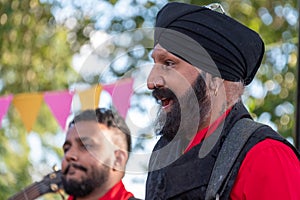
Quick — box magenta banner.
[44,91,74,130]
[0,95,13,128]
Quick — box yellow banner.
[77,84,102,110]
[12,93,44,132]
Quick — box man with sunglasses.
[61,108,137,200]
[145,2,300,200]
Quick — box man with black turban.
[145,2,300,200]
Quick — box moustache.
[152,87,177,102]
[63,163,87,175]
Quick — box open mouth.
[153,88,176,111]
[160,97,173,109]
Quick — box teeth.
[161,98,170,107]
[160,101,164,106]
[158,98,166,106]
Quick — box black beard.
[153,74,211,141]
[62,164,109,197]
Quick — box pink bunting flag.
[0,94,13,128]
[103,78,134,118]
[44,90,74,130]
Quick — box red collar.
[184,108,231,153]
[68,181,133,200]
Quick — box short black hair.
[69,108,132,152]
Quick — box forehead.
[151,44,204,75]
[66,121,110,141]
[151,44,168,58]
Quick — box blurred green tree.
[0,0,79,199]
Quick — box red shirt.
[230,139,300,200]
[67,181,134,200]
[184,108,231,153]
[185,111,300,199]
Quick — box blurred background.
[0,0,298,199]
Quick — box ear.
[207,74,224,94]
[112,149,128,172]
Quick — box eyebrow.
[63,137,94,147]
[76,137,94,144]
[151,50,168,63]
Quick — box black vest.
[145,102,299,200]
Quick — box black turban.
[154,2,265,85]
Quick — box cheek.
[183,66,200,84]
[168,70,199,97]
[97,157,114,169]
[81,154,112,171]
[86,149,113,166]
[61,157,68,170]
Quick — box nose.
[147,64,165,90]
[65,149,78,162]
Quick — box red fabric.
[230,139,300,200]
[184,109,300,199]
[184,108,231,153]
[67,181,133,200]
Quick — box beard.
[153,74,211,141]
[62,163,110,197]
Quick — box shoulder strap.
[205,118,265,200]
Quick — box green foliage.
[0,0,79,198]
[227,0,298,140]
[0,0,78,93]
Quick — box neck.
[198,96,237,132]
[76,180,119,200]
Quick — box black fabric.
[205,118,266,200]
[145,102,299,200]
[128,197,142,200]
[154,2,265,85]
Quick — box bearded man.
[61,108,137,200]
[145,2,300,200]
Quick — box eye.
[82,143,93,150]
[63,145,70,153]
[164,60,175,67]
